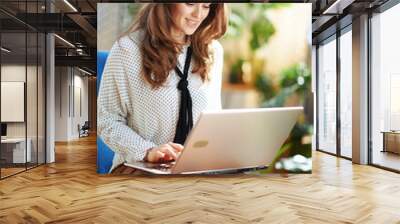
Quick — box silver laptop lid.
[171,107,303,174]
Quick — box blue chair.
[97,51,115,174]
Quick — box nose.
[192,5,202,19]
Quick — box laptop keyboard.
[141,162,175,171]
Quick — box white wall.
[71,73,89,138]
[54,67,89,141]
[1,65,25,133]
[55,66,69,141]
[1,65,36,138]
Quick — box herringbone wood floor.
[1,135,400,224]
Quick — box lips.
[186,19,200,27]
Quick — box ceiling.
[0,0,393,75]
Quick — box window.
[370,3,400,171]
[317,36,337,154]
[339,28,352,158]
[0,1,47,179]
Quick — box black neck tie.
[173,46,193,145]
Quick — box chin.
[184,28,197,36]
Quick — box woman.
[98,3,228,174]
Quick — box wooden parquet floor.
[1,135,400,224]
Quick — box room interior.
[0,0,399,222]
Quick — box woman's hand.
[145,142,184,163]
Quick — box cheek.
[173,7,187,25]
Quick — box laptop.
[124,107,303,174]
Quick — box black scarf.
[173,46,193,145]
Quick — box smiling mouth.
[186,19,200,26]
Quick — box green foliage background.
[225,3,312,173]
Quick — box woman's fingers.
[146,143,184,163]
[146,149,164,163]
[159,145,177,160]
[168,142,184,152]
[155,150,165,161]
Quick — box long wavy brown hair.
[121,3,228,89]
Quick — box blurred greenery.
[257,63,313,173]
[260,63,311,107]
[226,9,245,38]
[248,3,290,10]
[226,3,283,84]
[226,3,288,42]
[254,74,275,101]
[128,4,141,17]
[261,85,297,108]
[279,63,311,96]
[225,3,313,174]
[229,58,245,83]
[250,19,275,51]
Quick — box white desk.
[1,138,31,163]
